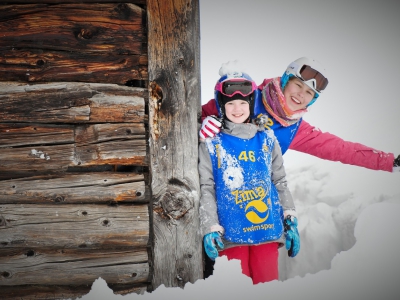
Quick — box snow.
[80,1,400,300]
[218,60,247,77]
[82,197,400,300]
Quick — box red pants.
[219,242,279,284]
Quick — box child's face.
[224,99,250,123]
[283,77,315,111]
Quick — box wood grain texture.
[0,3,147,84]
[2,1,146,4]
[0,248,149,286]
[0,172,147,204]
[0,204,149,249]
[0,82,146,123]
[147,0,203,289]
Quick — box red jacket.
[202,91,394,172]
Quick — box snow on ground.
[81,165,400,300]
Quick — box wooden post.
[147,0,202,289]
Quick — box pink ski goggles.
[215,79,257,98]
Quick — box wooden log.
[0,122,145,148]
[0,144,75,173]
[0,123,74,148]
[0,248,149,286]
[1,285,94,300]
[147,0,202,289]
[0,173,148,204]
[0,204,149,250]
[1,283,148,300]
[0,82,146,123]
[2,1,147,5]
[0,3,148,84]
[0,140,147,175]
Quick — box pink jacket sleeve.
[289,120,394,172]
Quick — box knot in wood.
[0,216,6,227]
[160,185,193,220]
[78,27,97,40]
[53,195,65,203]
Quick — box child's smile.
[224,100,250,123]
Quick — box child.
[198,65,299,284]
[200,57,400,172]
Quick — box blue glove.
[284,215,300,257]
[203,231,224,260]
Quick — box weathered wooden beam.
[2,1,146,4]
[0,122,146,148]
[0,172,147,204]
[0,140,147,176]
[1,283,148,300]
[0,204,149,250]
[0,82,146,123]
[147,0,202,290]
[0,3,147,84]
[0,123,74,148]
[1,285,93,300]
[0,248,149,286]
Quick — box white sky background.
[81,1,400,299]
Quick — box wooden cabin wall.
[0,2,151,299]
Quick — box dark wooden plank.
[76,139,148,166]
[0,144,75,173]
[147,0,202,289]
[1,283,148,300]
[0,173,147,204]
[0,122,146,148]
[0,248,149,286]
[76,123,146,144]
[2,1,146,4]
[0,3,147,84]
[0,204,149,250]
[0,82,146,123]
[1,285,93,300]
[0,123,74,148]
[0,142,147,176]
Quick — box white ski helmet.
[281,57,329,107]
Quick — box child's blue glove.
[284,215,300,257]
[203,231,224,260]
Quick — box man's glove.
[199,116,222,139]
[203,231,224,260]
[284,215,300,257]
[393,155,400,172]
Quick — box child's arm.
[290,120,395,172]
[198,142,224,237]
[270,136,300,257]
[270,134,296,217]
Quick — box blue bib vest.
[253,95,302,154]
[206,130,283,244]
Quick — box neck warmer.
[261,77,307,127]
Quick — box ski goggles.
[296,65,328,92]
[215,79,257,98]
